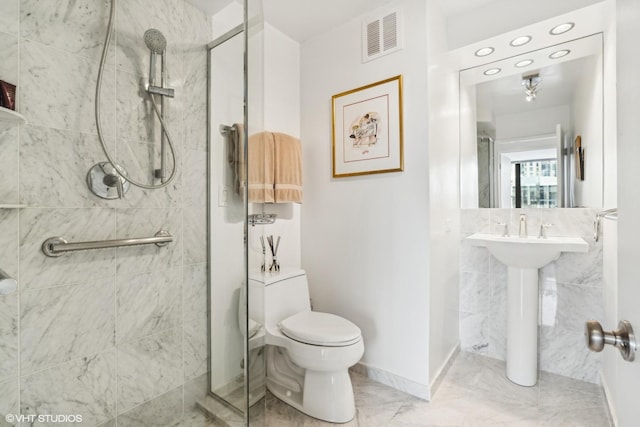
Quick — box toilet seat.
[278,311,361,347]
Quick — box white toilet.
[248,268,364,423]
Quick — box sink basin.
[467,233,588,268]
[465,232,588,386]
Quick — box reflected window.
[510,159,558,208]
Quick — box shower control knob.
[585,320,636,362]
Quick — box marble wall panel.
[183,52,208,153]
[0,1,19,36]
[117,386,184,427]
[0,210,19,283]
[0,294,18,382]
[0,378,19,425]
[540,326,601,384]
[459,311,488,354]
[183,263,207,323]
[554,242,603,287]
[116,328,183,413]
[21,278,115,374]
[20,0,111,60]
[117,267,182,343]
[183,150,207,209]
[21,351,116,426]
[0,127,19,205]
[20,125,115,208]
[20,40,116,137]
[0,34,19,88]
[183,206,207,264]
[184,314,208,381]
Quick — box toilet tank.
[248,268,310,329]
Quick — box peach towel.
[273,132,303,203]
[247,131,275,203]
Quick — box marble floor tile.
[197,351,610,427]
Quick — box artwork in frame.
[331,75,404,178]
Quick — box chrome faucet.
[519,214,527,238]
[538,223,553,239]
[497,221,509,237]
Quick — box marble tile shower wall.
[0,0,210,425]
[460,209,603,384]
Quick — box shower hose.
[94,0,177,190]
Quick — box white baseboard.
[429,342,460,395]
[600,372,618,427]
[350,362,430,400]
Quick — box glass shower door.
[207,0,265,424]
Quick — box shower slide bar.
[42,230,172,257]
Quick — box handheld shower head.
[144,29,167,54]
[144,29,166,86]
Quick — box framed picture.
[331,75,404,178]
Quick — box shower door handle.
[585,320,637,362]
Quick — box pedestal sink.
[466,233,588,386]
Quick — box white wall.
[572,54,603,208]
[445,0,603,49]
[300,0,432,397]
[495,105,571,141]
[426,0,461,388]
[608,1,640,425]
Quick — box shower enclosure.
[206,0,266,425]
[0,0,213,425]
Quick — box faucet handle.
[538,223,553,239]
[496,221,509,237]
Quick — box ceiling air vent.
[362,8,403,63]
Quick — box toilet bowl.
[248,269,364,423]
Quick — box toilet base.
[265,346,357,423]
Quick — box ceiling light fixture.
[510,36,532,47]
[549,49,571,59]
[475,47,494,57]
[550,22,575,35]
[522,74,541,102]
[515,59,534,68]
[484,68,501,76]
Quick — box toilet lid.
[278,311,362,347]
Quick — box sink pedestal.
[506,266,539,386]
[466,233,588,387]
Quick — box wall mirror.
[459,33,604,209]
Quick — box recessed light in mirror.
[550,22,574,35]
[483,68,501,76]
[549,49,571,59]
[515,59,534,68]
[475,47,494,57]
[510,36,532,47]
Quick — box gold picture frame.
[331,75,404,178]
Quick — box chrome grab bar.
[594,208,618,242]
[42,230,172,257]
